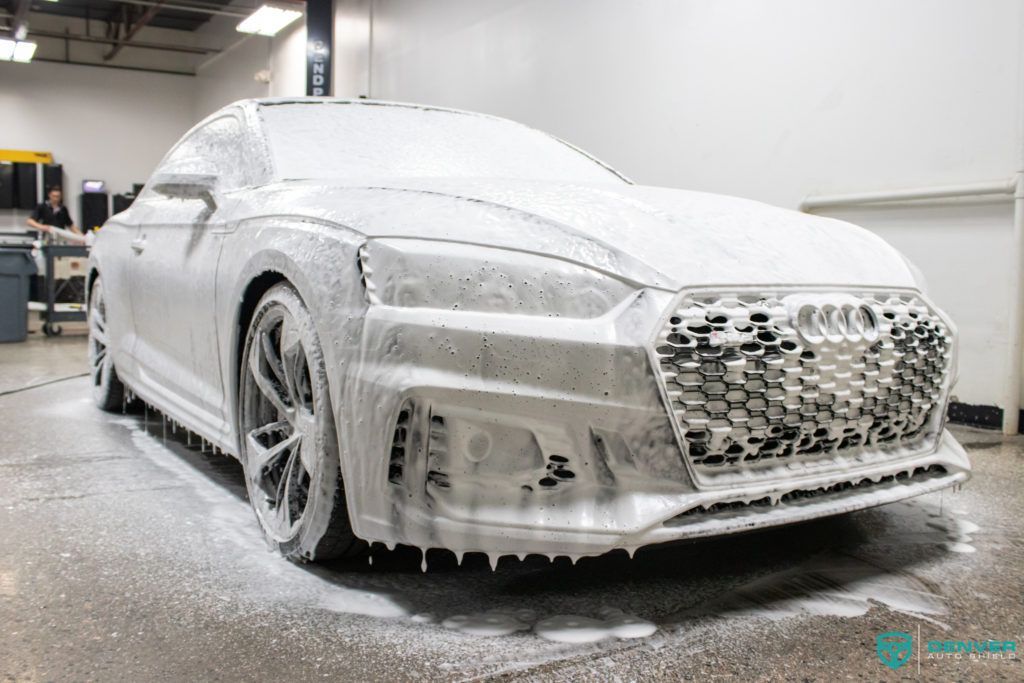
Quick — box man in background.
[26,186,80,239]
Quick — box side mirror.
[150,172,218,210]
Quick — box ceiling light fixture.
[0,38,36,63]
[11,40,37,63]
[236,4,302,37]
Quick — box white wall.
[194,35,272,121]
[334,0,372,98]
[361,0,1022,205]
[337,0,1024,412]
[270,21,308,97]
[0,59,196,211]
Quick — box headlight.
[358,238,638,318]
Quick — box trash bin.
[0,247,38,343]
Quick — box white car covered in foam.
[87,98,970,564]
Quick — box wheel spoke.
[274,444,302,529]
[260,330,288,388]
[279,317,305,408]
[249,336,292,418]
[89,307,107,339]
[88,286,109,388]
[89,298,109,347]
[297,429,317,473]
[241,304,322,544]
[247,426,301,473]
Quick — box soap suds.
[534,608,657,643]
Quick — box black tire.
[88,276,126,412]
[238,283,364,561]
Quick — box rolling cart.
[41,242,89,336]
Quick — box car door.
[128,113,254,442]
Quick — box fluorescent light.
[12,41,36,63]
[0,39,36,63]
[236,5,302,37]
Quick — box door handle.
[131,236,146,254]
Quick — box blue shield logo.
[876,631,913,670]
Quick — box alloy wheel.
[241,307,320,542]
[88,281,111,388]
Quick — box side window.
[154,116,251,191]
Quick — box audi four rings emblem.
[792,304,880,344]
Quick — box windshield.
[258,102,627,184]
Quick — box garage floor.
[1,336,1021,682]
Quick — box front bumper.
[338,287,970,559]
[388,430,968,557]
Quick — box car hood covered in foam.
[230,177,916,291]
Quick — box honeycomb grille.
[654,291,953,478]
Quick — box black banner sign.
[306,0,333,96]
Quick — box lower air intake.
[388,401,413,484]
[667,464,949,522]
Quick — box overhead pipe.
[34,56,195,76]
[111,0,305,18]
[0,1,249,20]
[801,175,1024,435]
[27,28,220,55]
[94,0,251,19]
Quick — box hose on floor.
[0,372,90,397]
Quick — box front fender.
[216,217,367,461]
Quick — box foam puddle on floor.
[676,555,948,624]
[929,517,980,553]
[434,607,657,642]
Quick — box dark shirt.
[31,202,74,230]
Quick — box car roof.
[240,97,501,122]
